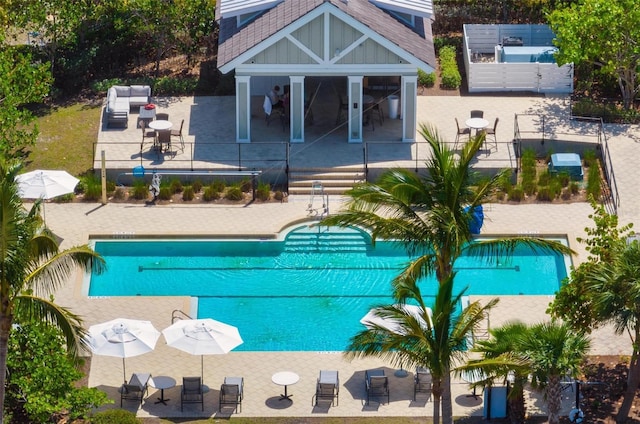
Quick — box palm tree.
[462,321,590,424]
[0,159,105,423]
[321,125,572,424]
[346,273,497,424]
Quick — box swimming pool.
[87,225,570,351]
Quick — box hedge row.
[439,45,461,89]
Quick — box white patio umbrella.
[162,318,243,384]
[360,304,432,377]
[15,170,79,222]
[87,318,161,383]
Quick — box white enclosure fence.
[463,24,573,94]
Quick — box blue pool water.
[88,225,569,351]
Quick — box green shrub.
[131,180,148,200]
[192,179,203,193]
[169,179,183,194]
[537,171,552,186]
[561,188,572,200]
[112,187,126,200]
[202,186,220,201]
[153,76,199,96]
[497,170,513,193]
[570,181,580,195]
[211,180,226,193]
[225,186,244,201]
[418,69,436,87]
[558,172,571,187]
[508,186,524,202]
[256,182,271,201]
[239,178,252,193]
[583,149,598,167]
[182,186,195,201]
[274,191,285,201]
[536,187,553,201]
[82,174,102,201]
[549,180,563,199]
[438,45,461,89]
[54,192,75,203]
[158,187,172,201]
[587,164,601,200]
[91,409,141,424]
[91,78,123,93]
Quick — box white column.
[290,76,305,143]
[401,75,417,143]
[235,75,251,143]
[348,75,363,143]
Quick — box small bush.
[54,193,75,203]
[202,186,220,201]
[274,191,285,201]
[537,171,552,186]
[158,187,172,201]
[587,164,601,200]
[225,186,244,201]
[192,179,203,193]
[570,181,580,195]
[182,186,195,201]
[418,69,436,87]
[508,186,524,202]
[239,178,252,193]
[91,409,141,424]
[558,172,571,187]
[82,174,102,201]
[106,180,116,193]
[583,149,598,167]
[256,182,271,201]
[112,187,126,200]
[438,45,462,89]
[169,179,183,194]
[153,76,199,96]
[561,188,572,200]
[536,187,553,202]
[211,180,226,193]
[131,180,148,200]
[497,170,513,193]
[91,78,123,94]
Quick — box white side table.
[272,371,299,401]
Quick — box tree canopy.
[549,0,640,109]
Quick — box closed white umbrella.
[87,318,161,383]
[15,170,79,222]
[162,318,243,383]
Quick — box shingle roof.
[216,0,436,71]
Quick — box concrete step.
[288,167,365,195]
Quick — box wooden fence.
[463,24,573,94]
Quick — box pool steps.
[284,227,370,253]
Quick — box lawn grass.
[25,102,102,177]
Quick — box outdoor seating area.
[365,369,390,405]
[454,110,500,153]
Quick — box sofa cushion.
[129,97,149,108]
[130,85,150,98]
[113,85,131,97]
[114,98,130,113]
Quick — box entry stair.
[288,167,365,195]
[283,226,370,253]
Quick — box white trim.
[235,64,420,76]
[220,0,283,19]
[330,34,369,65]
[285,34,323,64]
[369,0,433,19]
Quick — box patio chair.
[414,367,432,401]
[470,110,484,118]
[219,376,243,413]
[365,369,389,405]
[140,121,156,151]
[181,376,204,411]
[482,117,499,152]
[314,370,339,406]
[155,112,169,121]
[170,119,185,152]
[119,372,151,406]
[455,118,471,148]
[157,130,172,155]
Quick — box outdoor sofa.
[105,85,151,127]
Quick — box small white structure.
[463,24,573,94]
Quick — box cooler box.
[548,153,583,180]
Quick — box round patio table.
[272,371,299,401]
[148,120,173,131]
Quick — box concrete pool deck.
[44,92,640,419]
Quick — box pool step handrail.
[171,309,193,324]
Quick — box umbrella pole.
[123,358,127,383]
[201,355,204,384]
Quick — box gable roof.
[216,0,435,73]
